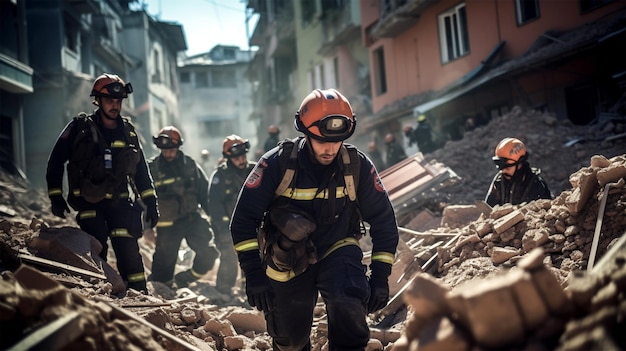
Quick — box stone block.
[403,273,451,320]
[517,247,546,271]
[441,205,483,229]
[509,268,549,331]
[493,210,524,234]
[413,316,470,351]
[531,267,570,315]
[597,164,626,187]
[491,246,520,264]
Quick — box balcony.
[0,53,33,94]
[369,0,437,40]
[318,4,361,56]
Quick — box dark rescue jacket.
[208,160,256,234]
[46,111,154,210]
[148,152,209,225]
[231,137,399,282]
[485,162,553,207]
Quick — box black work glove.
[143,197,159,229]
[367,261,391,313]
[50,196,70,218]
[240,251,275,313]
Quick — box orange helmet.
[90,73,133,99]
[294,89,356,142]
[492,137,528,170]
[222,134,250,158]
[153,126,184,149]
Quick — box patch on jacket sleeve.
[372,166,385,193]
[245,159,267,189]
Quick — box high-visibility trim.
[234,239,259,252]
[280,187,348,200]
[127,272,146,282]
[190,269,203,278]
[48,188,63,196]
[221,216,230,222]
[111,228,132,238]
[157,221,174,227]
[73,189,81,196]
[371,251,395,265]
[319,237,359,261]
[266,265,297,282]
[141,189,155,198]
[111,140,127,148]
[78,210,97,219]
[154,178,176,187]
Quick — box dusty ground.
[0,106,625,350]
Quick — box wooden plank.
[18,253,107,280]
[106,301,204,351]
[6,311,82,351]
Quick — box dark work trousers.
[151,213,217,285]
[76,198,146,291]
[267,244,370,351]
[214,226,239,294]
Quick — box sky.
[139,0,255,56]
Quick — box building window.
[373,47,387,95]
[438,3,469,63]
[515,0,540,25]
[580,0,613,13]
[195,72,208,88]
[180,72,190,83]
[332,57,339,89]
[213,70,236,88]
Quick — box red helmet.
[294,89,356,142]
[222,134,250,158]
[90,73,133,99]
[153,126,184,149]
[492,137,528,170]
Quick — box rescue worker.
[485,137,552,206]
[384,133,407,167]
[231,89,399,350]
[404,114,435,153]
[46,73,158,292]
[367,140,386,171]
[148,126,219,288]
[208,135,256,295]
[263,125,281,152]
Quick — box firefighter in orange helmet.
[46,73,158,293]
[148,126,219,288]
[206,134,256,296]
[485,137,552,206]
[230,89,399,349]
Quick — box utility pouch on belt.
[258,208,317,275]
[81,178,108,203]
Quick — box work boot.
[174,269,197,288]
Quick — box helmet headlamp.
[226,140,250,157]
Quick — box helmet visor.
[310,115,353,141]
[100,82,133,98]
[227,140,250,157]
[492,156,517,170]
[153,135,181,149]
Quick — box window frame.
[373,46,387,96]
[515,0,540,25]
[438,3,469,64]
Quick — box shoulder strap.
[274,137,301,198]
[73,112,98,144]
[340,145,360,202]
[120,117,139,147]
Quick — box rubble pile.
[423,106,626,207]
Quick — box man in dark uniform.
[384,133,407,167]
[485,137,552,206]
[263,125,281,152]
[46,73,159,293]
[148,126,219,288]
[405,114,435,154]
[231,89,399,350]
[208,134,256,295]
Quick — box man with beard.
[148,126,219,288]
[46,73,159,293]
[230,89,399,350]
[485,137,552,206]
[208,135,256,295]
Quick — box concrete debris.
[0,106,625,350]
